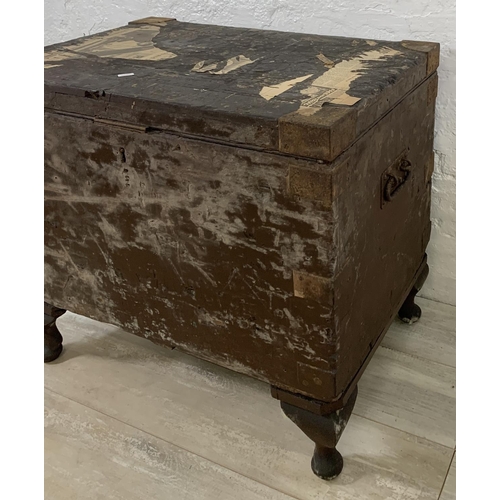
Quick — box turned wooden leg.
[398,262,429,324]
[44,302,66,363]
[281,386,358,480]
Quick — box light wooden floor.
[45,297,456,500]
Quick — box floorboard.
[45,304,456,500]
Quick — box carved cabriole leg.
[398,262,430,324]
[281,386,358,480]
[44,302,66,363]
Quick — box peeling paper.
[192,60,218,73]
[259,74,313,101]
[191,55,256,74]
[366,40,378,46]
[44,49,84,69]
[44,50,85,63]
[65,26,177,61]
[300,46,401,109]
[316,53,335,68]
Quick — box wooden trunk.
[44,17,439,479]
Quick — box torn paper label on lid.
[191,55,257,75]
[65,26,177,61]
[259,74,313,101]
[299,46,401,109]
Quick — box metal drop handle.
[383,158,412,202]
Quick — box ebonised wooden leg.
[44,302,66,363]
[281,386,358,480]
[398,262,430,324]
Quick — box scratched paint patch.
[191,55,256,75]
[299,46,401,108]
[65,26,177,61]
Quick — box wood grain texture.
[382,297,456,367]
[45,309,454,500]
[355,346,455,448]
[44,111,338,402]
[439,453,456,500]
[44,20,432,157]
[330,76,435,392]
[44,73,435,403]
[45,390,295,500]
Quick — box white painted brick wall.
[45,0,456,305]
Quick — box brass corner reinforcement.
[425,152,435,185]
[279,106,357,162]
[427,73,439,105]
[292,270,332,304]
[401,40,440,76]
[287,165,332,208]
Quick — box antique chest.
[44,17,439,480]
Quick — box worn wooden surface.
[330,77,435,392]
[44,18,436,160]
[382,297,456,367]
[44,78,436,403]
[44,300,456,499]
[356,346,456,448]
[44,110,338,400]
[44,302,66,362]
[281,386,358,479]
[440,453,456,500]
[45,390,295,500]
[44,19,438,404]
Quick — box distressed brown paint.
[44,18,439,480]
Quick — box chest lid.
[44,17,439,162]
